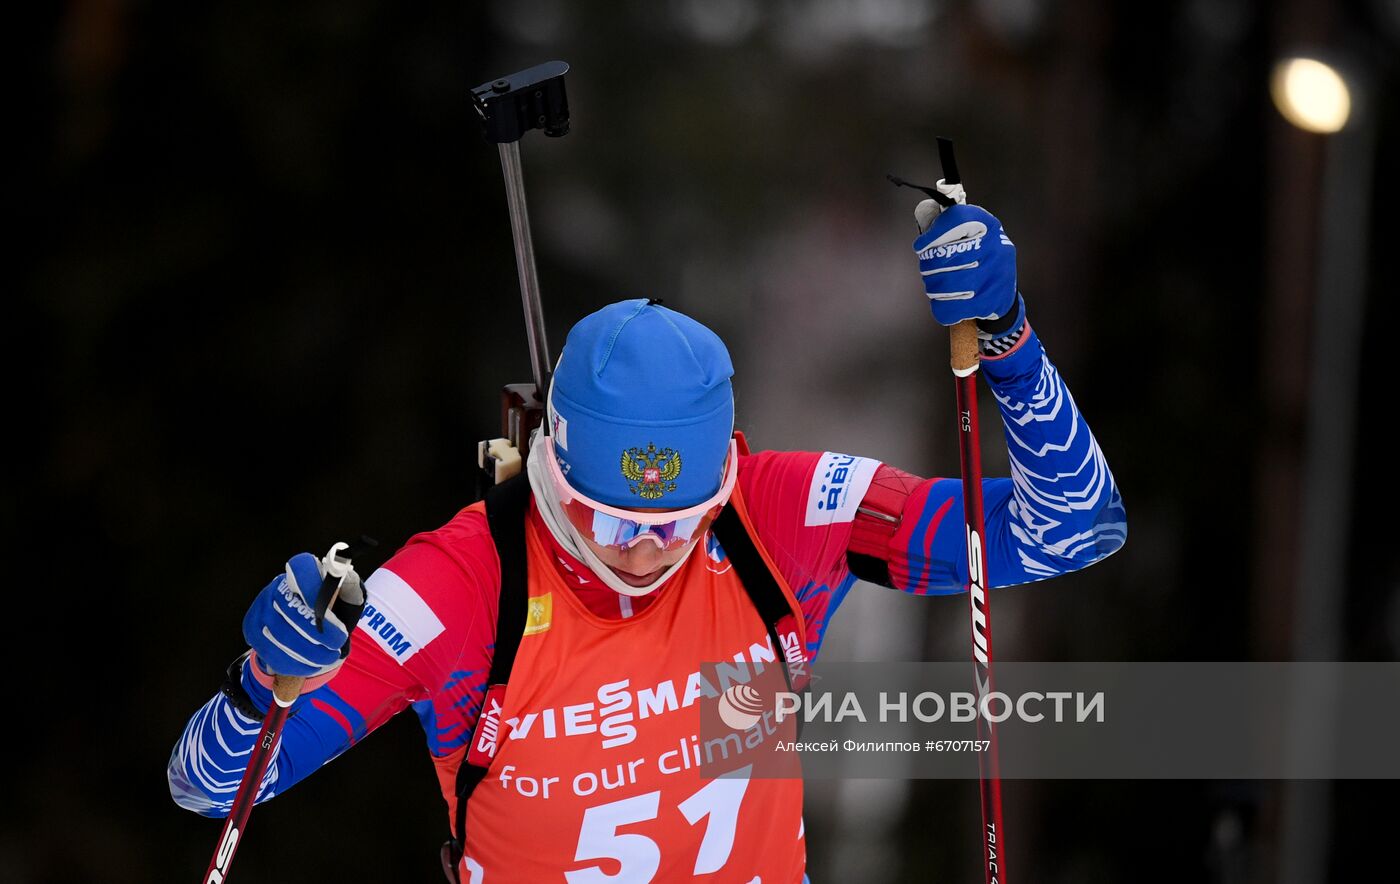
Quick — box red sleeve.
[736,449,881,655]
[846,463,963,592]
[336,506,501,753]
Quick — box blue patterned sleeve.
[167,658,345,817]
[894,324,1126,593]
[982,325,1126,582]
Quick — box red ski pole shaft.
[951,320,1008,884]
[938,135,1006,883]
[201,541,364,882]
[202,674,303,884]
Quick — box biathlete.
[171,190,1126,882]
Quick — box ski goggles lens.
[563,506,708,552]
[543,438,738,554]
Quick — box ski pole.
[202,541,362,884]
[938,137,1009,884]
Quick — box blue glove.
[242,552,363,678]
[913,203,1019,326]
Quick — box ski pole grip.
[950,319,980,376]
[935,139,979,376]
[271,674,305,706]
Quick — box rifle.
[470,61,571,486]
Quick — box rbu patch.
[358,568,446,664]
[804,452,880,526]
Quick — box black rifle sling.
[710,505,800,694]
[451,471,531,850]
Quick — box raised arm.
[847,194,1125,593]
[848,321,1125,593]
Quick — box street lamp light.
[1270,50,1374,884]
[1271,56,1352,134]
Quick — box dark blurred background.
[14,0,1399,881]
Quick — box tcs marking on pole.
[205,824,240,884]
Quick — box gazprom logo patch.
[804,452,880,526]
[361,604,413,656]
[358,568,445,664]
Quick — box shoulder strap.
[483,472,532,685]
[711,505,806,693]
[451,471,532,853]
[711,506,792,626]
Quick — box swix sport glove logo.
[275,577,317,623]
[923,237,983,259]
[917,220,989,260]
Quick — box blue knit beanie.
[547,299,735,509]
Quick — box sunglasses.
[541,437,738,553]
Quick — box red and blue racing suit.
[170,324,1125,828]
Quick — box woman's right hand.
[241,552,363,678]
